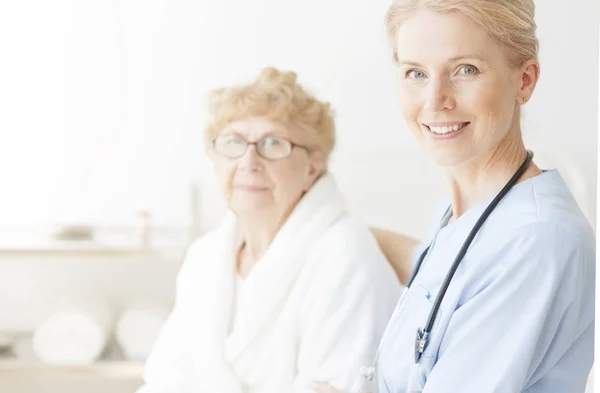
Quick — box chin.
[230,199,272,216]
[422,145,472,168]
[430,154,464,168]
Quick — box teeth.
[429,123,465,134]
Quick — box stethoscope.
[360,150,535,384]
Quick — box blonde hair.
[385,0,539,68]
[204,67,336,159]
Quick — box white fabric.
[137,173,401,393]
[32,297,113,365]
[116,306,171,361]
[229,275,247,336]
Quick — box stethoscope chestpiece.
[360,365,376,381]
[414,328,429,363]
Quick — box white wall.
[1,0,596,236]
[0,0,597,389]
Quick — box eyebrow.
[397,54,488,67]
[222,129,288,138]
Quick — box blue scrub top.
[378,170,595,393]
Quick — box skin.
[315,8,541,393]
[395,9,541,221]
[210,115,324,278]
[370,227,420,285]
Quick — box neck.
[445,131,541,220]
[237,206,292,262]
[239,222,277,261]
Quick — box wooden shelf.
[0,225,196,256]
[0,244,184,256]
[0,360,144,379]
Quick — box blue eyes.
[407,70,426,79]
[405,65,479,79]
[457,65,477,75]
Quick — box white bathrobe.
[137,173,401,393]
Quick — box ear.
[304,152,326,189]
[309,152,326,175]
[517,59,540,104]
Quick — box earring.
[522,97,527,102]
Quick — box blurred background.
[0,1,597,392]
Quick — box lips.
[236,185,267,191]
[425,122,470,135]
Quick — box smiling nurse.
[315,1,596,392]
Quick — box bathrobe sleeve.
[421,223,594,393]
[292,232,400,393]
[135,241,205,393]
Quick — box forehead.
[222,116,289,137]
[395,8,505,65]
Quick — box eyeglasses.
[212,134,308,160]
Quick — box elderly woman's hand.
[312,381,372,393]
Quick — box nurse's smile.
[423,121,470,140]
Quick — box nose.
[423,78,455,113]
[237,144,262,172]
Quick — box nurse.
[315,0,596,392]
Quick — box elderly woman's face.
[395,9,532,167]
[211,116,321,216]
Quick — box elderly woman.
[316,1,595,393]
[136,67,401,393]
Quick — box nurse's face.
[394,9,537,167]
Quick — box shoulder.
[306,213,401,294]
[314,214,390,269]
[477,205,594,280]
[174,229,221,287]
[463,171,595,296]
[465,219,595,310]
[460,171,594,262]
[508,171,590,231]
[531,172,595,245]
[460,220,594,316]
[299,214,402,322]
[497,221,592,266]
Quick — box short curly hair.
[204,67,336,160]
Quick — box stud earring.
[522,97,527,102]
